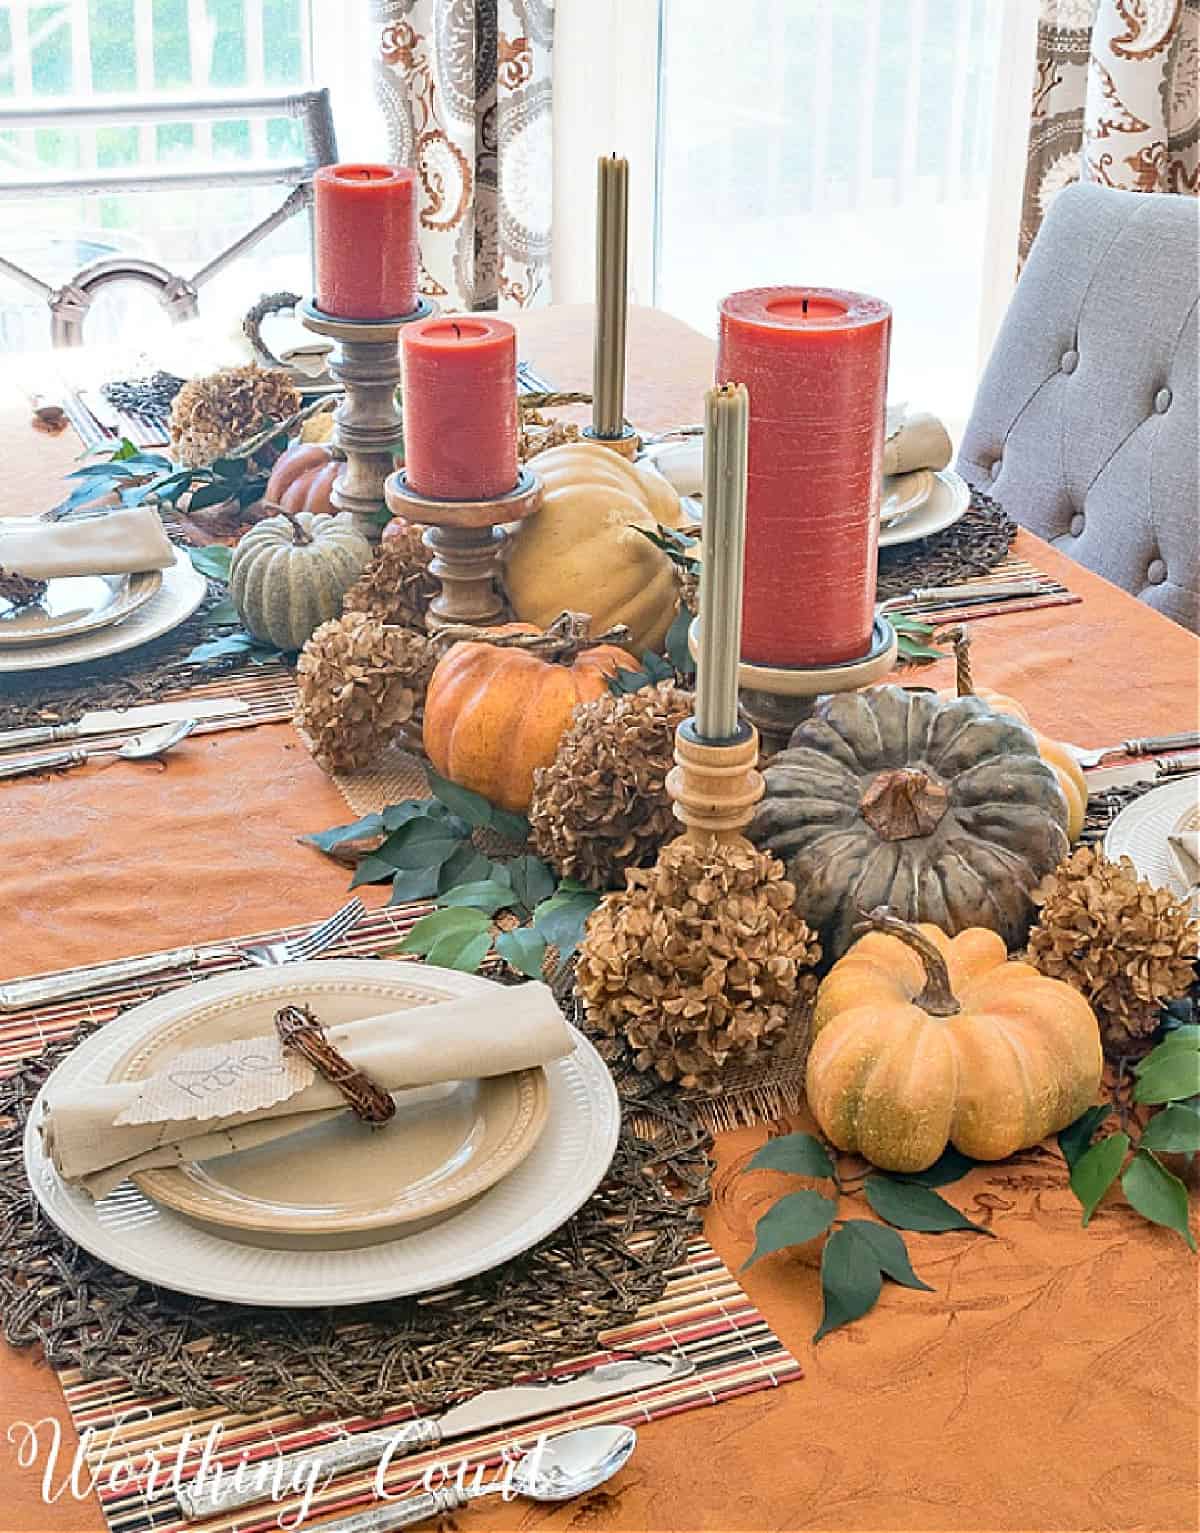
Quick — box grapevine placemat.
[0,907,799,1516]
[67,1239,796,1533]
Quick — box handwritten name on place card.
[114,1037,316,1126]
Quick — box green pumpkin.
[230,511,371,651]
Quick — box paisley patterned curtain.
[1021,0,1198,261]
[372,0,554,310]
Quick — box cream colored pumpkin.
[230,510,371,651]
[503,443,683,653]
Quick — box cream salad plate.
[25,961,621,1306]
[0,568,162,646]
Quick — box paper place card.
[114,1036,316,1126]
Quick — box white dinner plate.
[25,960,621,1306]
[0,568,162,647]
[0,548,205,673]
[1104,776,1200,905]
[877,468,970,548]
[880,469,934,526]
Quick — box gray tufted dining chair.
[958,183,1199,633]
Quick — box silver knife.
[176,1354,693,1519]
[879,580,1045,611]
[0,696,249,752]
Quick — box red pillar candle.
[717,287,891,668]
[401,316,518,501]
[314,163,418,320]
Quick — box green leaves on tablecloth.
[302,773,601,979]
[889,612,950,665]
[1058,1025,1199,1249]
[739,1132,988,1341]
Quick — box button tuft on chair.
[1146,559,1167,585]
[1069,513,1085,537]
[989,458,1003,481]
[1060,348,1079,374]
[1153,387,1172,414]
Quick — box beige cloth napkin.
[1168,825,1200,902]
[0,507,175,581]
[883,411,953,478]
[41,982,572,1199]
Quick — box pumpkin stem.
[271,505,314,545]
[937,625,974,698]
[432,609,633,662]
[859,767,949,839]
[852,906,961,1016]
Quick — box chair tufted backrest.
[958,184,1198,633]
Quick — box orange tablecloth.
[0,307,1196,1533]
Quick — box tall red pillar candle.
[717,287,891,667]
[401,316,518,500]
[314,163,418,319]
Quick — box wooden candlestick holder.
[300,296,436,545]
[383,466,543,630]
[688,615,899,757]
[579,424,641,461]
[665,718,764,846]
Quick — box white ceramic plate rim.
[0,549,204,673]
[0,568,163,647]
[24,961,621,1306]
[877,468,970,548]
[1104,776,1200,901]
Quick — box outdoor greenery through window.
[0,0,314,351]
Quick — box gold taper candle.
[592,154,629,438]
[695,382,749,741]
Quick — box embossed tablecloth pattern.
[1,307,1198,1533]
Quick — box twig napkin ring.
[274,1004,396,1125]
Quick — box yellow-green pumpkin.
[806,909,1103,1173]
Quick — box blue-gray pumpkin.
[230,510,371,651]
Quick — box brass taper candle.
[694,382,749,741]
[591,153,629,440]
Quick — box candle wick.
[451,321,462,339]
[802,297,809,316]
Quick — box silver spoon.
[313,1425,638,1533]
[0,718,196,780]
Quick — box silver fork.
[240,897,366,967]
[0,898,367,1011]
[1066,732,1200,769]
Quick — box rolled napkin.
[1168,825,1199,900]
[41,981,572,1199]
[0,507,175,582]
[883,410,953,478]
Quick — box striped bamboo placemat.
[64,1241,797,1533]
[0,912,799,1533]
[885,550,1079,625]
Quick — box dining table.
[1,304,1197,1533]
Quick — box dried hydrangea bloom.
[578,837,821,1090]
[1029,845,1199,1057]
[169,364,302,468]
[530,681,694,891]
[342,528,438,631]
[295,611,436,772]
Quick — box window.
[553,0,1038,431]
[0,0,340,352]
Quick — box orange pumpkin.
[423,619,640,812]
[265,442,342,517]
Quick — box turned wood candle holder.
[665,718,764,846]
[579,424,641,460]
[300,296,436,544]
[688,614,899,757]
[383,466,542,630]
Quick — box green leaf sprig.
[301,771,602,977]
[890,612,950,665]
[741,1134,990,1340]
[1058,1024,1199,1250]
